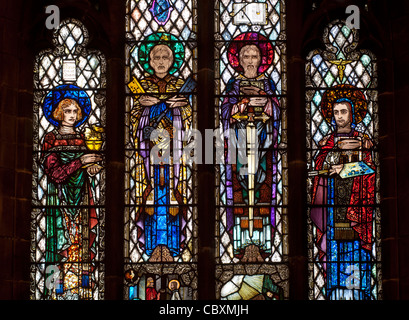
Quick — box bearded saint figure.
[220,32,281,262]
[310,84,376,300]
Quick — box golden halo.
[320,84,368,125]
[168,279,180,290]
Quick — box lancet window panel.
[124,0,199,300]
[31,19,106,300]
[214,0,289,300]
[305,21,381,300]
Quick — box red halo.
[227,32,275,75]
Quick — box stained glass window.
[124,0,198,300]
[214,0,288,300]
[306,21,381,300]
[31,19,106,300]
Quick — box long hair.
[52,98,83,123]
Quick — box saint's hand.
[240,86,268,107]
[363,137,373,149]
[240,86,260,95]
[167,96,188,108]
[248,97,268,106]
[139,95,160,106]
[81,153,102,165]
[337,139,361,150]
[329,164,344,176]
[87,164,103,176]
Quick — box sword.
[232,107,270,237]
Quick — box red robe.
[146,287,158,300]
[41,130,99,263]
[311,130,375,252]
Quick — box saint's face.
[62,104,79,127]
[149,44,174,76]
[147,277,154,288]
[239,45,261,77]
[333,102,352,129]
